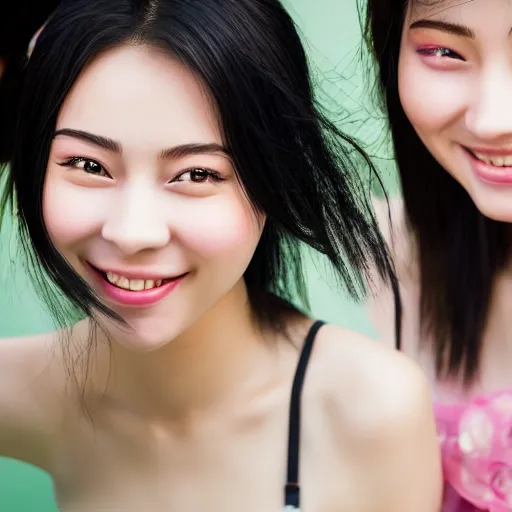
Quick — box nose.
[102,182,171,255]
[465,65,512,140]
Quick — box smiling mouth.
[89,265,182,292]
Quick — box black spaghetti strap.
[284,320,325,509]
[390,273,402,351]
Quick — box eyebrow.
[409,19,475,39]
[54,128,121,153]
[53,128,230,159]
[159,143,230,160]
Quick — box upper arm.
[359,355,442,511]
[0,334,60,470]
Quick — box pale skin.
[371,0,512,398]
[0,45,441,511]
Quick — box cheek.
[43,176,105,249]
[398,50,469,134]
[177,193,263,260]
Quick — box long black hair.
[363,0,510,384]
[4,0,394,344]
[0,1,60,163]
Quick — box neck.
[475,266,512,390]
[93,283,282,421]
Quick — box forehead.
[407,0,512,22]
[57,45,222,148]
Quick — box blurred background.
[0,0,397,509]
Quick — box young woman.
[365,0,512,509]
[0,0,441,510]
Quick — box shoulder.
[311,324,431,429]
[0,330,60,404]
[309,324,442,510]
[0,326,76,470]
[369,196,422,350]
[372,195,413,275]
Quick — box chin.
[116,333,173,352]
[466,187,512,223]
[444,157,512,223]
[98,314,186,352]
[472,201,512,223]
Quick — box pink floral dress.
[437,391,512,511]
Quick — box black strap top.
[284,320,325,510]
[391,273,402,351]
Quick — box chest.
[50,398,359,511]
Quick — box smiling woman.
[365,0,512,510]
[0,0,441,510]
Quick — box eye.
[417,46,465,61]
[58,157,110,177]
[173,168,223,184]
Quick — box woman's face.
[399,0,512,221]
[43,45,264,350]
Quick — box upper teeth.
[474,152,512,167]
[106,272,163,291]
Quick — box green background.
[0,0,395,510]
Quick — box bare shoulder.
[369,197,421,350]
[309,324,442,511]
[310,324,431,429]
[372,195,405,240]
[0,327,72,469]
[0,329,60,403]
[372,195,413,274]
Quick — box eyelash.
[57,157,225,184]
[58,156,110,177]
[417,46,464,61]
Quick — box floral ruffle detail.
[436,391,512,511]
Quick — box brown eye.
[417,46,464,61]
[189,169,209,183]
[82,160,103,174]
[58,157,110,177]
[174,168,222,184]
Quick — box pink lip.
[87,265,186,307]
[465,148,512,186]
